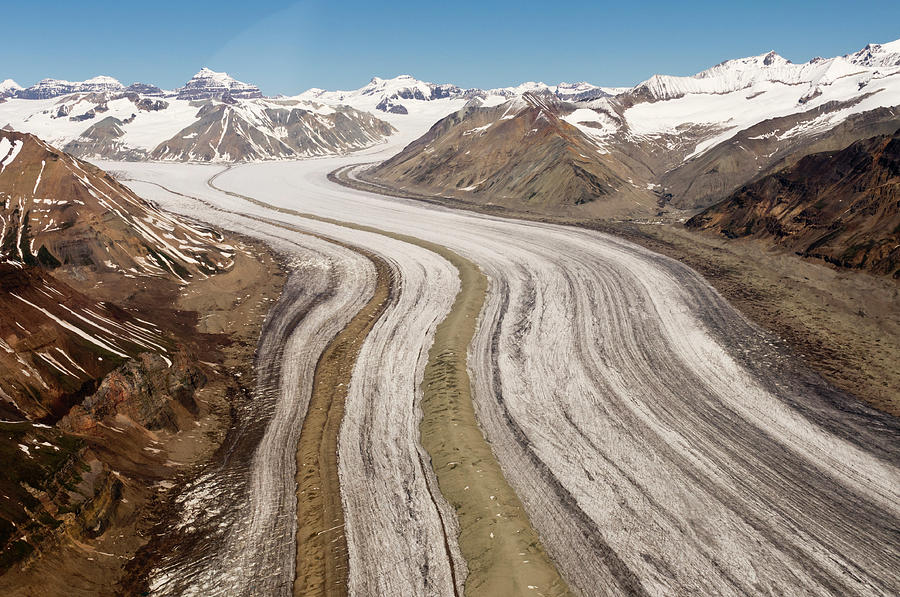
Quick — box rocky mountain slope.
[686,128,900,277]
[364,93,651,216]
[654,105,900,210]
[0,131,232,279]
[148,100,394,162]
[0,128,233,419]
[0,131,242,576]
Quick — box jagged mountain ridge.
[622,39,900,105]
[8,67,259,101]
[298,74,618,116]
[14,76,125,100]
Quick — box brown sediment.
[293,251,391,597]
[417,246,572,597]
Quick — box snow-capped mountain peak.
[847,39,900,67]
[0,79,23,97]
[83,75,123,87]
[357,74,461,100]
[175,68,262,100]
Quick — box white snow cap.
[190,67,239,83]
[0,79,23,93]
[83,75,123,86]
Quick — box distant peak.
[847,38,900,66]
[177,67,261,100]
[0,79,23,92]
[860,40,900,52]
[84,75,122,84]
[192,67,231,79]
[751,50,790,66]
[762,51,780,66]
[369,75,422,85]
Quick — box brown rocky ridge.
[686,128,900,278]
[0,130,278,594]
[365,93,653,217]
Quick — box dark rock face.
[687,129,900,277]
[134,98,168,112]
[220,90,239,105]
[69,109,96,122]
[124,82,165,96]
[112,91,168,114]
[376,97,408,114]
[559,87,609,102]
[0,421,85,575]
[60,351,206,433]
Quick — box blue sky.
[4,1,899,94]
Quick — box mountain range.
[1,40,898,258]
[361,40,900,218]
[2,41,896,199]
[0,69,396,162]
